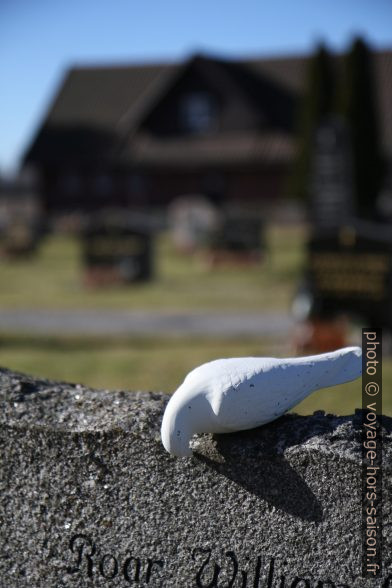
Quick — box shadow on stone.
[194,428,324,523]
[190,412,365,523]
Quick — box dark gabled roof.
[242,54,309,92]
[24,54,298,167]
[24,62,177,164]
[181,54,297,131]
[23,49,392,167]
[46,63,175,131]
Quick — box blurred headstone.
[0,170,43,257]
[205,211,264,267]
[168,195,220,253]
[294,115,392,350]
[0,216,44,257]
[310,116,354,228]
[306,223,392,328]
[82,210,153,286]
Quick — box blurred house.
[23,51,392,215]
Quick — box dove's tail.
[308,345,362,390]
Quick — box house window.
[128,174,146,195]
[180,92,216,134]
[62,172,81,196]
[93,174,113,197]
[126,173,147,205]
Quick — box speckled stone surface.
[0,367,391,587]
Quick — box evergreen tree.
[338,37,384,219]
[290,43,336,201]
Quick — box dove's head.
[161,379,213,457]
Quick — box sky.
[1,0,391,176]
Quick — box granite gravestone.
[1,367,391,587]
[82,212,153,286]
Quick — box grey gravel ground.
[1,367,390,587]
[0,309,293,336]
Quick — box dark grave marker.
[310,115,354,228]
[206,212,264,266]
[0,216,44,257]
[82,211,153,285]
[306,222,392,328]
[1,367,392,587]
[298,115,392,331]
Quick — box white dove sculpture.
[161,346,362,457]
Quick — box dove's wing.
[206,347,362,431]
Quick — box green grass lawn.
[0,225,304,311]
[1,333,391,415]
[0,225,390,415]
